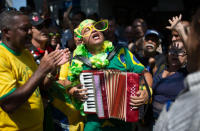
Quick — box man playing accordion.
[67,19,153,131]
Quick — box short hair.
[0,10,23,31]
[132,18,147,30]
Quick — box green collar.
[0,42,21,56]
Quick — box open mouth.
[145,43,154,49]
[92,32,100,40]
[169,55,179,63]
[51,38,56,41]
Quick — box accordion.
[80,70,140,122]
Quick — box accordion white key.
[80,72,96,113]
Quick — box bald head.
[0,10,23,31]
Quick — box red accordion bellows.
[80,70,140,122]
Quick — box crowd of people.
[0,4,200,131]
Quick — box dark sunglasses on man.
[145,35,160,44]
[34,22,50,30]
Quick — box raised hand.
[166,14,189,46]
[38,50,62,73]
[53,44,71,66]
[63,5,74,33]
[63,5,72,19]
[166,14,182,30]
[57,48,71,66]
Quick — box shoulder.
[167,88,200,129]
[22,49,38,67]
[177,68,188,76]
[23,49,36,60]
[155,87,200,131]
[153,71,164,85]
[165,72,200,128]
[0,44,9,55]
[0,45,12,65]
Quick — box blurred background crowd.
[1,0,200,131]
[0,0,199,52]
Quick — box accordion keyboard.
[80,73,96,113]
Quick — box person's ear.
[2,27,11,39]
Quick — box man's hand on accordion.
[129,89,148,108]
[69,85,88,102]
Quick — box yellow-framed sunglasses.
[77,19,108,38]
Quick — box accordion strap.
[140,75,151,118]
[143,76,151,101]
[107,45,122,61]
[74,45,124,68]
[141,75,152,116]
[74,55,93,68]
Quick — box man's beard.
[144,43,156,56]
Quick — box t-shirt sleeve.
[0,56,17,100]
[124,48,145,73]
[59,62,70,80]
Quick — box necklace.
[68,40,114,82]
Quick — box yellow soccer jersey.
[52,98,85,131]
[59,62,70,80]
[0,43,43,131]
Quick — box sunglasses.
[76,19,108,37]
[168,49,187,56]
[49,32,60,37]
[145,35,160,43]
[34,23,49,30]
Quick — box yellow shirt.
[58,58,85,131]
[52,98,85,131]
[0,43,44,131]
[59,62,70,80]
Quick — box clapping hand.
[39,44,70,74]
[55,45,71,66]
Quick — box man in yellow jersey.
[0,10,70,131]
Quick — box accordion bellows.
[80,70,140,122]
